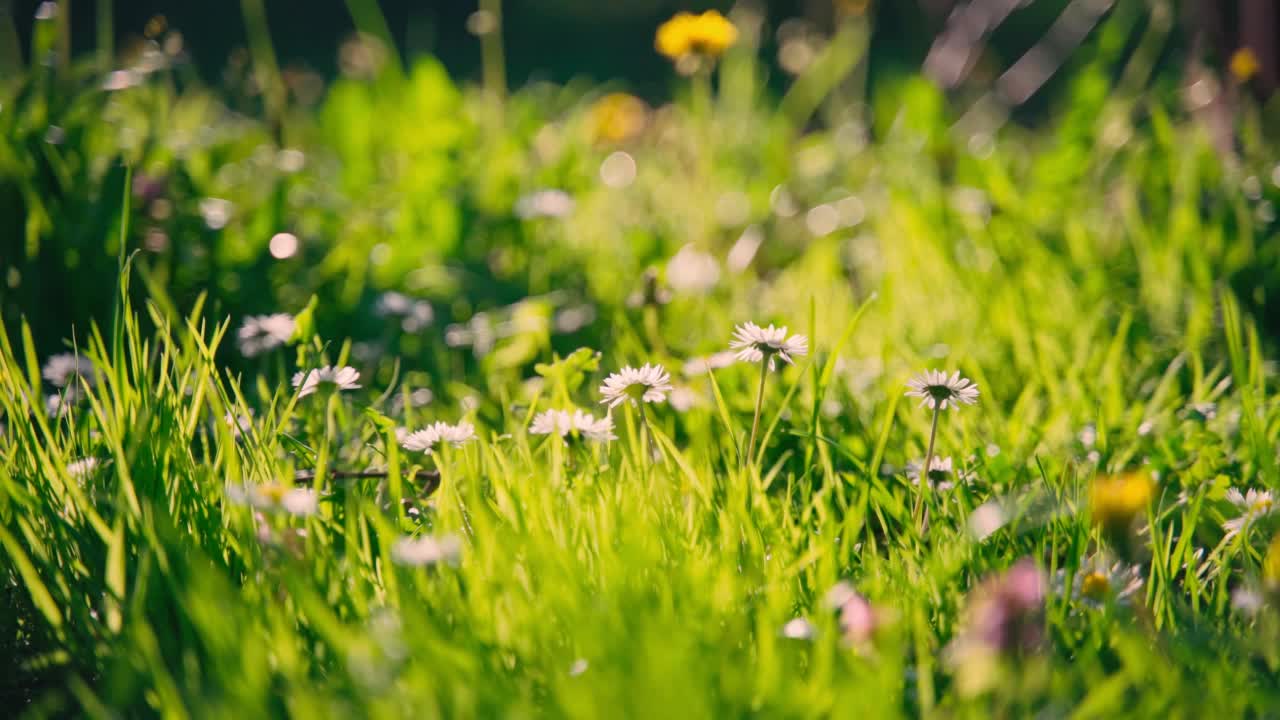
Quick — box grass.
[4,4,1280,718]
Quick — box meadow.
[4,3,1280,717]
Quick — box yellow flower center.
[1230,48,1261,82]
[1081,572,1111,600]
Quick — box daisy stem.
[747,358,769,462]
[915,405,940,531]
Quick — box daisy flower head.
[599,363,673,409]
[391,533,463,567]
[904,370,979,410]
[531,409,617,442]
[66,457,100,479]
[279,488,320,517]
[1222,488,1276,541]
[730,322,809,371]
[291,365,361,398]
[682,350,738,377]
[906,456,956,491]
[43,353,97,388]
[530,409,574,437]
[1066,554,1144,609]
[399,425,442,454]
[436,421,477,447]
[237,313,295,357]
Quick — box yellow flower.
[1264,531,1280,591]
[1089,471,1154,532]
[1079,572,1110,601]
[1230,48,1261,83]
[589,93,648,144]
[655,10,738,61]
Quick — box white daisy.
[399,426,441,453]
[780,617,817,640]
[529,409,616,442]
[599,363,673,409]
[225,411,253,437]
[66,457,99,478]
[906,456,957,491]
[291,365,361,398]
[391,533,463,567]
[515,189,575,219]
[1222,488,1276,541]
[237,313,295,357]
[1232,587,1265,616]
[681,350,738,377]
[730,322,809,371]
[530,409,574,437]
[665,244,720,295]
[280,488,319,516]
[904,369,979,410]
[435,421,477,447]
[376,292,434,333]
[42,353,96,388]
[1066,554,1144,608]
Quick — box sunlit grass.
[4,4,1280,717]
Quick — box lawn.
[4,3,1280,717]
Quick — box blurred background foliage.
[1,0,1279,392]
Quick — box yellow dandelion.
[656,12,696,60]
[1230,48,1261,83]
[589,92,649,144]
[1089,470,1154,533]
[655,10,737,62]
[1264,531,1280,592]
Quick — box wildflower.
[968,501,1006,541]
[1230,47,1261,83]
[655,10,738,61]
[682,350,738,377]
[665,244,720,295]
[1232,587,1264,616]
[1089,470,1154,534]
[827,582,885,647]
[66,457,99,479]
[529,409,616,442]
[435,421,477,447]
[391,534,462,567]
[1263,531,1280,593]
[905,370,978,529]
[515,189,575,220]
[946,559,1045,696]
[730,322,809,371]
[399,426,440,454]
[904,370,979,410]
[375,292,433,333]
[228,482,319,517]
[225,411,253,437]
[237,313,295,357]
[400,421,476,453]
[1222,488,1276,542]
[906,456,956,491]
[42,353,96,388]
[568,658,589,677]
[1186,402,1217,421]
[279,488,319,516]
[589,92,648,144]
[780,617,817,640]
[1065,554,1144,608]
[291,365,361,398]
[599,364,673,409]
[668,386,700,413]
